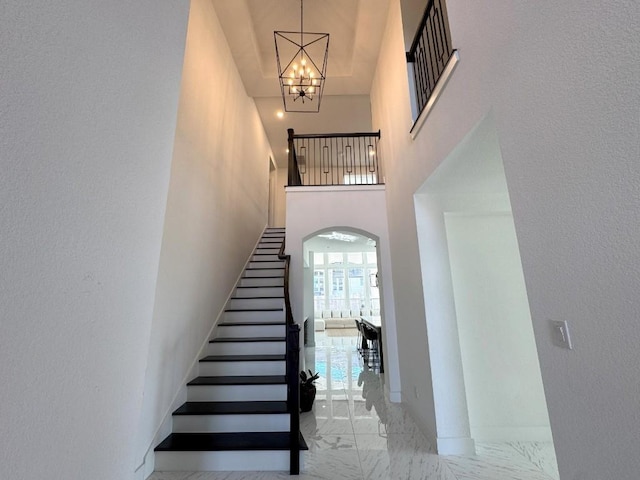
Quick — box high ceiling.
[211,0,390,167]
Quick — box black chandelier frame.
[274,1,329,113]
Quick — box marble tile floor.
[149,333,559,480]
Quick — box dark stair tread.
[245,266,285,270]
[209,336,285,343]
[200,354,285,362]
[236,285,283,288]
[218,321,285,326]
[240,276,284,279]
[187,375,286,386]
[155,432,307,452]
[231,295,284,300]
[225,307,283,312]
[240,275,284,279]
[173,400,288,415]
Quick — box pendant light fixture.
[274,0,329,113]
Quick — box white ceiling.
[211,0,390,167]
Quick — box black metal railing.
[278,239,300,475]
[287,128,382,187]
[406,0,454,117]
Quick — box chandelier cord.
[300,0,304,50]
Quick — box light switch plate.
[551,320,573,350]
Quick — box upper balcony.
[286,128,383,187]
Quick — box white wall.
[0,2,189,479]
[273,167,288,227]
[136,0,272,473]
[286,186,401,401]
[372,0,640,478]
[446,213,551,441]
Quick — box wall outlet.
[551,320,573,350]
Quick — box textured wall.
[0,1,189,479]
[135,0,273,471]
[372,0,640,478]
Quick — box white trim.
[410,50,460,140]
[387,387,402,403]
[436,435,476,456]
[470,426,554,442]
[286,184,385,194]
[135,225,270,476]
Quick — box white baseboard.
[133,445,156,480]
[437,436,476,455]
[470,425,554,443]
[135,228,269,476]
[387,386,401,403]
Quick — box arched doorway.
[303,229,381,350]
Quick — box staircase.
[154,228,307,472]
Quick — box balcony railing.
[287,129,382,187]
[406,0,454,117]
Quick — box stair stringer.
[152,227,306,473]
[137,224,271,477]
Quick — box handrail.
[287,128,382,186]
[278,239,294,326]
[278,237,300,474]
[292,131,381,139]
[406,0,454,117]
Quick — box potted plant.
[299,370,320,412]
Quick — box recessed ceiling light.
[276,110,284,119]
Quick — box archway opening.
[303,229,381,349]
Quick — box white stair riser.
[199,360,286,376]
[172,414,289,433]
[239,277,284,287]
[243,269,284,278]
[249,261,285,269]
[234,286,283,298]
[216,324,285,338]
[254,248,280,255]
[223,310,285,323]
[251,254,281,262]
[154,450,303,472]
[207,341,285,355]
[187,384,286,402]
[228,298,283,309]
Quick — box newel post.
[287,128,295,186]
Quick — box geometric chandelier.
[274,0,329,113]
